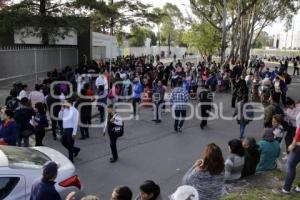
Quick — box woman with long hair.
[182,143,225,200]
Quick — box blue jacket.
[0,120,19,146]
[133,83,143,99]
[30,178,61,200]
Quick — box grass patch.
[222,167,300,200]
[222,188,299,200]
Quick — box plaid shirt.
[170,87,189,110]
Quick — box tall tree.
[190,0,258,66]
[182,23,221,60]
[79,0,154,36]
[0,0,97,44]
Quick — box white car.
[0,145,84,200]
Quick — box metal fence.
[0,46,78,87]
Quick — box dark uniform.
[199,89,213,129]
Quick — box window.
[0,146,50,169]
[0,177,20,199]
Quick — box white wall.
[92,32,118,60]
[123,46,187,58]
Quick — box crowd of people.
[1,54,300,199]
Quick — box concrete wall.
[92,32,118,60]
[123,46,187,58]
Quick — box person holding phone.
[58,99,80,162]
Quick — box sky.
[11,0,299,36]
[141,0,299,36]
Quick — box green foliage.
[252,31,272,48]
[79,0,155,35]
[160,3,185,46]
[0,0,90,44]
[182,23,221,56]
[129,26,157,47]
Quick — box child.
[272,114,285,143]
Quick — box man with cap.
[30,161,61,200]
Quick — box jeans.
[174,110,186,130]
[153,101,162,121]
[284,145,300,191]
[61,128,80,162]
[240,123,246,139]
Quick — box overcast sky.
[141,0,299,36]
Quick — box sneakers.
[272,188,290,195]
[295,186,300,193]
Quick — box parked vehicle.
[0,145,84,200]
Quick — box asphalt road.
[41,69,300,199]
[2,58,299,199]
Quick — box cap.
[169,185,199,200]
[43,161,58,178]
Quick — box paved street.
[1,59,299,199]
[40,70,300,199]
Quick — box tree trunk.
[40,0,48,45]
[220,0,227,67]
[109,0,114,35]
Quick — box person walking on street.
[30,161,61,200]
[233,96,253,139]
[29,84,45,108]
[276,127,300,194]
[170,79,189,133]
[106,104,123,163]
[14,97,35,147]
[293,58,299,76]
[46,85,62,140]
[32,102,49,146]
[132,77,143,116]
[75,89,92,140]
[152,80,165,123]
[199,85,213,130]
[58,99,80,162]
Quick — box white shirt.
[29,91,45,108]
[112,113,123,126]
[58,106,79,136]
[95,75,108,90]
[18,90,28,100]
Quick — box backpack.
[111,114,124,137]
[285,74,292,85]
[6,99,19,113]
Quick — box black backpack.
[112,122,124,138]
[6,99,19,113]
